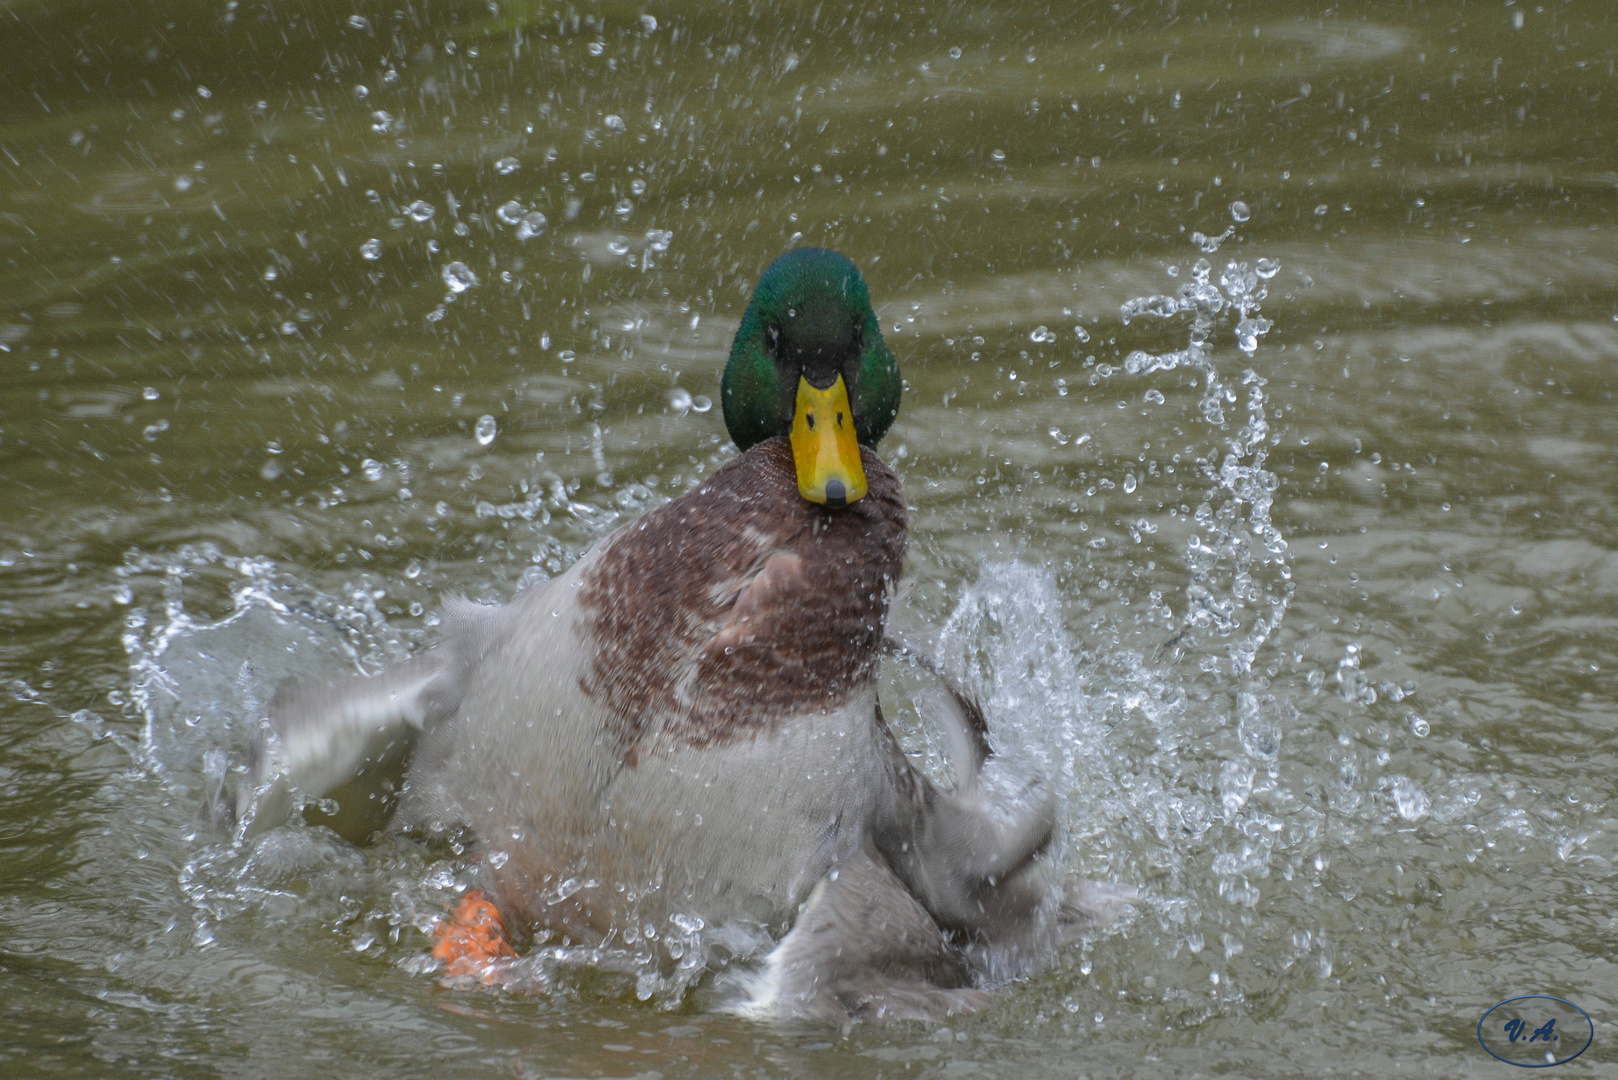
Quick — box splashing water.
[920,223,1301,994]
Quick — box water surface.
[4,1,1617,1076]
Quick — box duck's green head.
[721,248,901,508]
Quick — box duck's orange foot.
[431,889,518,979]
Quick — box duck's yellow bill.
[791,374,867,508]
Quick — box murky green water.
[4,1,1618,1075]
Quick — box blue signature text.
[1502,1018,1558,1044]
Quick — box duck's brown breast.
[577,436,907,759]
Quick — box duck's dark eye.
[853,322,865,352]
[765,326,780,355]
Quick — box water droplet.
[516,212,547,240]
[1236,316,1274,354]
[691,395,712,413]
[407,200,434,222]
[370,110,394,134]
[990,148,1006,161]
[645,228,672,252]
[630,178,646,195]
[173,174,193,192]
[604,114,626,132]
[1313,204,1329,216]
[1144,388,1166,404]
[441,262,478,293]
[353,84,368,99]
[359,238,382,260]
[1409,715,1430,737]
[142,419,169,441]
[640,14,657,32]
[475,415,497,446]
[588,41,604,56]
[487,849,510,868]
[1391,775,1430,821]
[261,266,278,282]
[667,388,693,414]
[1255,257,1280,279]
[1123,473,1138,493]
[614,198,634,218]
[260,459,282,480]
[1029,325,1054,343]
[143,386,159,401]
[948,45,962,59]
[361,458,383,481]
[494,156,520,175]
[497,200,525,225]
[348,14,370,30]
[1230,200,1251,223]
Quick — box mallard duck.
[228,248,1125,1020]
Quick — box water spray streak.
[1118,251,1289,678]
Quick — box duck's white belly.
[589,695,888,932]
[396,556,891,941]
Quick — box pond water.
[4,1,1617,1076]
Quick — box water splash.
[914,225,1301,993]
[1113,242,1290,677]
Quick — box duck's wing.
[882,630,991,766]
[872,679,1134,973]
[749,843,989,1024]
[225,597,500,842]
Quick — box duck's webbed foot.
[750,845,990,1024]
[432,889,520,979]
